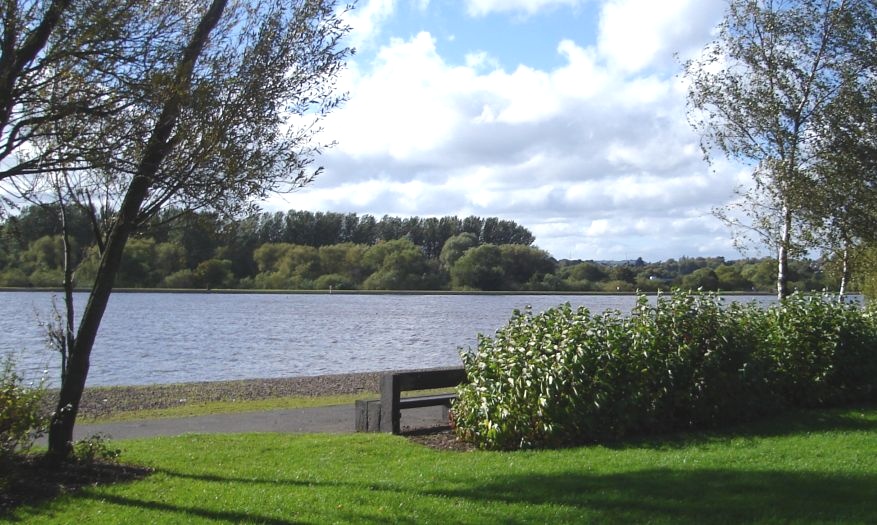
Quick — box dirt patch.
[403,427,477,452]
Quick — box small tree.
[805,82,877,295]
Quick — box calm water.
[1,291,773,387]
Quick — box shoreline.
[46,371,386,420]
[0,287,778,296]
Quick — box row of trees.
[0,205,837,292]
[0,206,542,288]
[1,205,534,262]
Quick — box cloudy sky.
[271,0,756,262]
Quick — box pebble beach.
[47,372,384,419]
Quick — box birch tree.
[684,0,874,298]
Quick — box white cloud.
[343,0,397,51]
[597,0,725,74]
[464,0,585,17]
[322,32,466,160]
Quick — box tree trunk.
[46,0,229,462]
[776,204,792,300]
[46,176,153,460]
[58,194,76,387]
[839,245,850,299]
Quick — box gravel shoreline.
[45,372,384,419]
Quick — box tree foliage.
[684,0,877,298]
[0,208,844,292]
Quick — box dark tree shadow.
[425,469,877,523]
[602,404,877,451]
[0,457,152,518]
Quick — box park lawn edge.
[6,404,876,524]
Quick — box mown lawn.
[6,406,877,524]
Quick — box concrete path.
[62,404,449,442]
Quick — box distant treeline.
[0,206,838,292]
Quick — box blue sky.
[271,0,756,262]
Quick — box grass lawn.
[5,406,876,524]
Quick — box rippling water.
[1,291,773,387]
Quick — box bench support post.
[380,374,401,434]
[354,399,381,432]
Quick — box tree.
[361,239,437,290]
[680,268,720,291]
[439,232,479,271]
[498,244,555,289]
[715,263,753,291]
[805,79,877,295]
[564,261,608,283]
[684,0,875,298]
[451,244,506,291]
[35,0,351,461]
[318,242,368,282]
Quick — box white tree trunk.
[777,204,792,300]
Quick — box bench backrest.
[380,367,466,433]
[386,368,467,391]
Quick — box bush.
[453,291,877,450]
[0,356,49,462]
[314,273,355,290]
[74,433,121,464]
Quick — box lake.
[1,291,774,387]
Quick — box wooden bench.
[355,367,466,434]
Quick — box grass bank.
[6,405,876,524]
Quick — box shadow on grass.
[605,404,877,451]
[137,457,877,524]
[58,465,877,524]
[77,493,308,525]
[426,469,877,523]
[0,458,152,518]
[6,406,875,523]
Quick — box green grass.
[7,406,877,524]
[81,394,366,423]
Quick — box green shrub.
[0,356,49,462]
[453,291,877,450]
[314,273,356,290]
[74,433,121,464]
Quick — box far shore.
[0,286,774,296]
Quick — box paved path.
[59,404,450,442]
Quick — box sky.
[269,0,757,262]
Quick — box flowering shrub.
[453,291,877,450]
